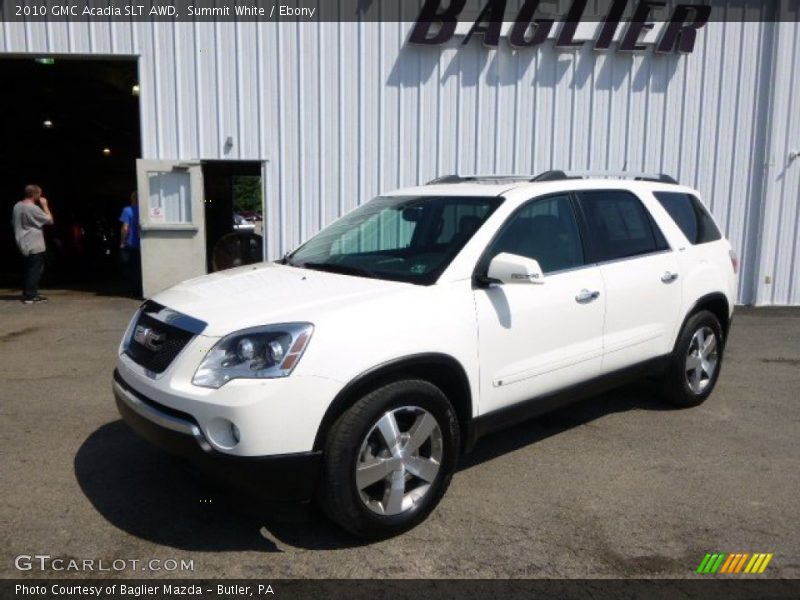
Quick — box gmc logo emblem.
[134,325,166,351]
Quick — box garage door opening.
[0,57,141,293]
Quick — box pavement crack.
[3,373,69,382]
[760,357,800,367]
[0,327,39,343]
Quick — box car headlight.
[192,323,314,388]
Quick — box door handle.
[575,289,600,304]
[661,271,679,283]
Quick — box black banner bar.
[0,0,798,23]
[2,579,800,600]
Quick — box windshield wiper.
[278,252,297,266]
[300,262,377,279]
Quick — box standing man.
[12,184,54,304]
[119,191,141,298]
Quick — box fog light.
[206,418,240,449]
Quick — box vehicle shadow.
[459,380,673,471]
[75,381,669,552]
[74,420,366,553]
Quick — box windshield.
[285,195,503,285]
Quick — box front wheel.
[660,310,724,408]
[319,379,460,539]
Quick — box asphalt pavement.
[1,288,798,579]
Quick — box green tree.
[232,176,262,213]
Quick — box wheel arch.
[312,353,474,454]
[679,292,731,348]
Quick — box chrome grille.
[124,301,196,374]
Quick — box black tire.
[319,379,460,540]
[660,310,724,408]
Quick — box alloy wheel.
[685,326,719,394]
[355,406,443,516]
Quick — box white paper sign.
[149,205,165,223]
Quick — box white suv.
[114,171,737,539]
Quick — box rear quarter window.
[654,192,722,245]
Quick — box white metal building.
[1,7,798,303]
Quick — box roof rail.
[425,171,678,185]
[531,170,569,182]
[533,170,679,184]
[427,171,679,185]
[426,174,535,185]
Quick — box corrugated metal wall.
[755,17,800,305]
[1,11,798,304]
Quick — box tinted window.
[287,195,502,285]
[577,191,662,262]
[488,194,584,273]
[435,202,491,245]
[654,192,722,244]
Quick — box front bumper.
[113,370,321,502]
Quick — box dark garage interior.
[0,57,140,291]
[203,160,264,273]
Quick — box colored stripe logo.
[697,553,773,574]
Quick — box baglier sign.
[409,0,713,54]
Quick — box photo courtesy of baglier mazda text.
[1,0,798,599]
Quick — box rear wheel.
[660,310,724,407]
[319,379,459,539]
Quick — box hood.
[151,262,411,337]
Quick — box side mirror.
[485,252,545,285]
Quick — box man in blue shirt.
[119,191,141,297]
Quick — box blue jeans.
[23,251,45,300]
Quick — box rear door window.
[654,192,722,244]
[576,190,667,263]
